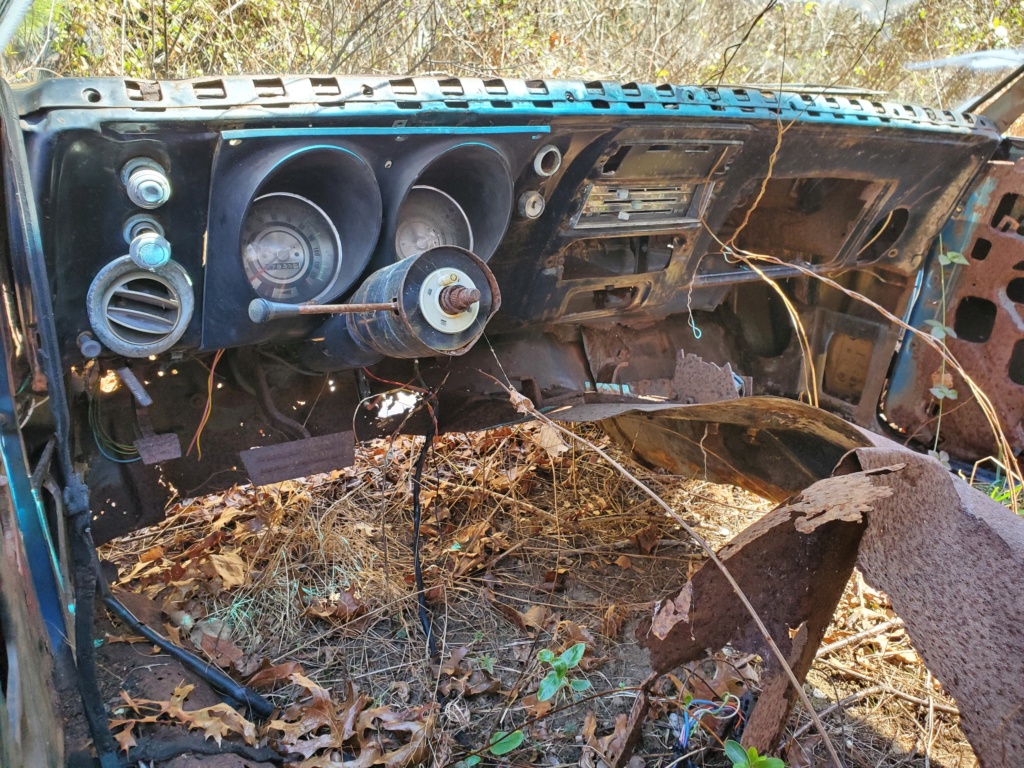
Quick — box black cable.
[256,359,312,440]
[411,399,438,660]
[125,737,286,765]
[102,593,275,720]
[69,514,123,768]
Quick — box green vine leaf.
[923,319,956,340]
[489,730,525,756]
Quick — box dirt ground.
[95,423,977,768]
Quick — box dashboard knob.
[123,158,171,209]
[129,231,172,269]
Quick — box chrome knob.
[129,231,172,269]
[123,158,171,209]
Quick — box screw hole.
[83,88,101,103]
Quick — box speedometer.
[241,193,342,304]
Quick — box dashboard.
[11,74,1005,540]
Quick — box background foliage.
[3,0,1024,109]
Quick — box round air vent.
[87,256,194,357]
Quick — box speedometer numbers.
[241,193,342,304]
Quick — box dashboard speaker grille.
[574,182,698,228]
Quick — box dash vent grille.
[87,257,194,357]
[103,274,182,346]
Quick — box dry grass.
[101,422,977,767]
[4,0,1024,113]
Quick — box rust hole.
[1010,339,1024,385]
[858,207,909,262]
[991,193,1024,233]
[971,238,992,261]
[1008,278,1024,304]
[953,296,997,343]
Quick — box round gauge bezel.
[394,185,474,260]
[240,192,343,305]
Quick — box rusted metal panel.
[559,396,870,500]
[853,446,1024,766]
[887,157,1024,460]
[589,399,1024,766]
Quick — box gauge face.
[394,186,473,260]
[241,193,342,304]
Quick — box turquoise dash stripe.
[222,125,551,140]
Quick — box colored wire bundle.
[88,383,140,464]
[187,349,224,460]
[677,694,744,750]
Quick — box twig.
[791,684,886,740]
[817,659,959,715]
[815,618,903,658]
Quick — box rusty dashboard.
[6,76,1011,546]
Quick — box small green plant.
[537,642,591,701]
[456,729,527,765]
[926,244,968,468]
[724,739,785,768]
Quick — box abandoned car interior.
[1,59,1024,768]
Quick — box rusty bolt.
[438,285,481,314]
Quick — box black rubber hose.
[126,736,287,765]
[256,360,312,440]
[69,515,123,768]
[102,594,275,720]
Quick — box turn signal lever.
[248,298,398,324]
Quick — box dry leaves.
[208,551,248,589]
[302,586,367,623]
[436,647,500,697]
[269,674,438,767]
[580,711,632,768]
[483,588,556,635]
[115,682,258,749]
[247,659,306,691]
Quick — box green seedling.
[724,739,785,768]
[455,729,526,766]
[537,642,591,701]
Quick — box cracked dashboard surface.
[11,74,1012,541]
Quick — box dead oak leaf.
[482,588,555,635]
[208,552,248,590]
[632,524,661,555]
[580,711,631,768]
[650,582,692,641]
[113,722,137,753]
[303,587,365,623]
[531,424,569,460]
[246,659,306,691]
[600,604,628,641]
[436,646,499,697]
[355,707,436,768]
[139,546,165,563]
